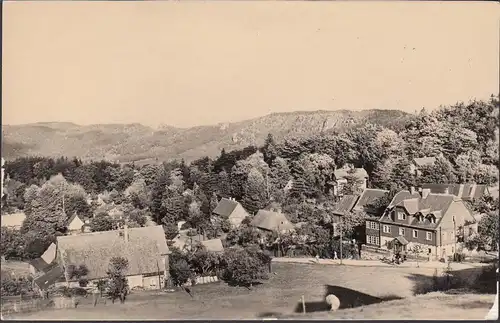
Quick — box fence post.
[301,295,306,314]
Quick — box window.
[397,211,406,220]
[399,227,405,235]
[367,235,380,245]
[426,232,432,240]
[382,225,391,233]
[366,221,371,229]
[412,230,418,238]
[370,222,378,230]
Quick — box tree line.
[1,96,499,261]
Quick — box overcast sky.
[3,1,499,128]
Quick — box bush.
[169,247,194,287]
[0,275,33,296]
[220,246,269,288]
[53,286,87,298]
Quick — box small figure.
[333,251,338,260]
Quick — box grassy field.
[5,262,493,320]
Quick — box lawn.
[5,262,489,320]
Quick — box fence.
[0,294,52,315]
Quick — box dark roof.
[332,195,359,216]
[353,189,389,212]
[33,265,65,290]
[388,190,421,208]
[212,198,239,217]
[250,210,294,232]
[29,258,50,272]
[381,191,457,229]
[420,183,488,201]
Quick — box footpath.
[272,257,489,270]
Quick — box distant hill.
[2,109,412,164]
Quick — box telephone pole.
[339,219,343,265]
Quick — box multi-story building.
[368,187,476,260]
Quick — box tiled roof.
[1,213,26,228]
[332,195,359,216]
[250,210,294,233]
[413,157,436,167]
[334,168,368,180]
[57,225,169,281]
[381,191,456,229]
[352,189,389,212]
[33,265,65,290]
[421,183,488,201]
[212,198,239,217]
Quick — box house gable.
[67,213,85,231]
[228,203,249,228]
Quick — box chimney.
[421,188,431,199]
[410,186,416,195]
[123,224,129,242]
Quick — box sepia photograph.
[1,0,499,320]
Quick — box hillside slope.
[2,109,411,164]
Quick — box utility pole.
[453,216,457,262]
[339,219,343,265]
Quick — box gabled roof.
[1,213,26,228]
[387,190,421,208]
[332,195,359,216]
[413,157,436,167]
[67,213,85,226]
[33,265,65,290]
[334,168,368,180]
[352,189,389,212]
[57,225,169,281]
[250,210,294,233]
[212,198,239,217]
[200,239,224,253]
[394,236,409,245]
[381,191,457,229]
[29,258,50,272]
[420,183,488,201]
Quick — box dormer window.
[426,214,437,224]
[397,211,406,220]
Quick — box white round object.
[325,294,340,311]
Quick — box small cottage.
[250,209,294,234]
[55,225,170,290]
[66,213,85,234]
[212,197,250,228]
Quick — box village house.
[250,209,294,234]
[352,188,389,216]
[66,213,86,234]
[51,225,170,290]
[28,242,58,277]
[332,164,369,196]
[212,197,250,228]
[369,187,476,260]
[409,156,436,177]
[33,265,66,295]
[1,212,26,229]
